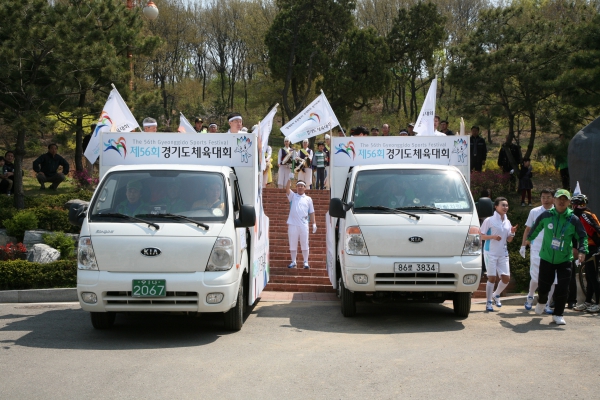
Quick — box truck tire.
[453,293,471,318]
[339,278,356,317]
[224,282,244,331]
[90,312,116,329]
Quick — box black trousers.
[315,167,325,190]
[538,259,572,316]
[584,248,600,304]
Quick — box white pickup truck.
[70,133,269,330]
[326,136,492,318]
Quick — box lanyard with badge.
[551,214,570,251]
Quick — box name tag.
[551,237,562,250]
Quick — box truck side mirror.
[329,198,346,219]
[235,204,256,228]
[476,197,493,219]
[68,203,88,227]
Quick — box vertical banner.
[325,212,337,288]
[414,78,439,137]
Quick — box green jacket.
[528,207,588,264]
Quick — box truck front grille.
[104,291,199,305]
[374,273,456,286]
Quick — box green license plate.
[132,279,166,297]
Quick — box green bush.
[42,232,76,259]
[33,207,78,233]
[0,260,77,290]
[4,210,38,241]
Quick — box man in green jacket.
[527,189,587,325]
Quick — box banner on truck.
[100,133,255,170]
[331,136,469,167]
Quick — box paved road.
[1,300,599,399]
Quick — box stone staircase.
[262,188,335,293]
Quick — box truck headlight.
[206,237,234,271]
[345,226,368,256]
[462,226,482,256]
[78,237,98,270]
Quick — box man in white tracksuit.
[277,137,293,188]
[521,188,557,313]
[286,176,317,269]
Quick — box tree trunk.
[526,110,536,159]
[13,127,26,209]
[75,92,86,172]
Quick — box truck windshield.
[352,169,473,213]
[89,170,227,223]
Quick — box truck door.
[327,173,352,288]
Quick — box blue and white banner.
[331,136,469,167]
[281,92,340,144]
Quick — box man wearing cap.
[117,180,149,216]
[227,112,243,133]
[407,123,415,136]
[297,139,313,188]
[194,118,204,133]
[278,137,293,188]
[143,117,158,132]
[285,175,316,269]
[32,143,70,191]
[208,123,218,133]
[527,189,588,325]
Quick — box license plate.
[394,263,439,273]
[132,279,166,297]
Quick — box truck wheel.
[90,312,116,329]
[339,278,356,317]
[224,283,244,331]
[453,293,471,318]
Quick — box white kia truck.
[70,133,269,330]
[326,136,492,317]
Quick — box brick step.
[270,257,327,263]
[269,275,332,285]
[264,282,336,293]
[269,267,329,276]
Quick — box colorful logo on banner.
[94,111,113,138]
[235,136,253,163]
[104,137,127,158]
[452,138,468,163]
[334,141,356,159]
[308,113,320,123]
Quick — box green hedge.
[0,260,77,290]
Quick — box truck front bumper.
[342,255,481,293]
[77,270,239,313]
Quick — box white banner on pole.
[84,87,140,164]
[257,105,278,172]
[177,112,196,133]
[281,92,340,144]
[414,78,443,137]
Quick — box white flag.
[177,112,196,133]
[256,105,278,172]
[573,181,581,195]
[460,117,465,136]
[84,87,140,163]
[414,78,441,137]
[281,92,340,144]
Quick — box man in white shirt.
[521,189,556,312]
[297,139,313,188]
[286,177,317,269]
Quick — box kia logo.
[141,248,162,257]
[408,236,423,243]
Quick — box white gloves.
[519,246,526,258]
[312,223,317,233]
[289,172,295,180]
[510,169,514,174]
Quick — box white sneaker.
[535,302,546,315]
[544,304,554,315]
[492,294,502,307]
[524,296,534,310]
[552,315,566,325]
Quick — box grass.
[20,173,79,198]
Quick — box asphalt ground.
[1,300,599,399]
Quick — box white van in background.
[326,136,493,318]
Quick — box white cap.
[302,138,309,143]
[284,137,290,142]
[325,134,330,139]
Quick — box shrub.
[470,170,510,200]
[72,170,99,190]
[4,210,38,241]
[0,260,77,290]
[33,207,78,233]
[42,232,76,259]
[0,243,27,261]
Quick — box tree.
[386,2,447,120]
[265,0,354,120]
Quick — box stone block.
[0,229,17,246]
[23,229,52,249]
[27,243,60,264]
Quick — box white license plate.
[394,263,439,273]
